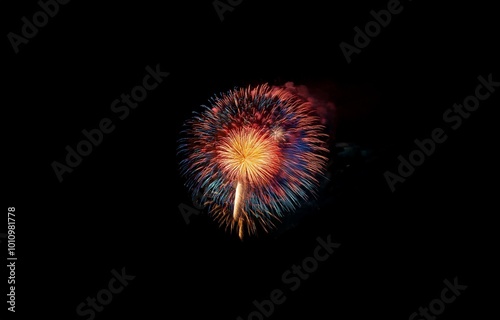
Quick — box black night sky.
[3,0,498,319]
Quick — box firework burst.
[178,83,329,239]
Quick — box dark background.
[3,0,498,319]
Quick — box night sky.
[4,0,498,319]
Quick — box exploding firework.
[177,83,329,239]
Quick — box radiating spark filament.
[233,180,244,220]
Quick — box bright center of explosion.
[218,127,280,186]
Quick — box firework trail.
[178,83,330,239]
